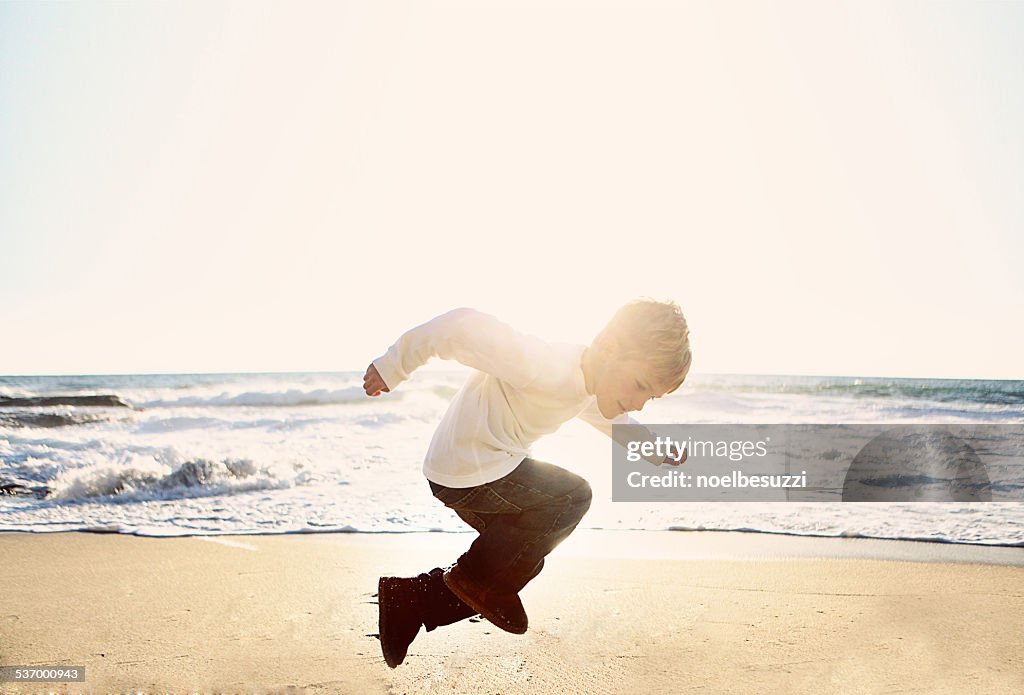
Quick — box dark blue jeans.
[417,457,593,631]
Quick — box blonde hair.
[594,298,692,394]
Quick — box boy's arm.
[367,307,548,393]
[576,400,686,467]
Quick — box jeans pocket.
[432,484,522,514]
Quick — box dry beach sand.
[1,530,1022,694]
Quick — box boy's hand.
[363,363,391,397]
[661,444,688,466]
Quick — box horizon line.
[0,368,1020,382]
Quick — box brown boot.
[442,564,528,635]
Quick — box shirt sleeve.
[576,399,665,466]
[371,307,549,392]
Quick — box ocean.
[1,371,1022,546]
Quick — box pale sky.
[1,0,1021,379]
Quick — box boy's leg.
[412,499,531,632]
[380,458,592,667]
[432,458,593,597]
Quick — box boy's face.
[593,357,667,419]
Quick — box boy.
[362,299,692,668]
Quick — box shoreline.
[1,527,1022,565]
[2,530,1022,693]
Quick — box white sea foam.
[133,386,369,409]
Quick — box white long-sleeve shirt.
[371,307,650,487]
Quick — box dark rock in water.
[0,482,50,498]
[0,413,106,429]
[843,426,992,502]
[0,395,131,408]
[160,459,257,490]
[163,460,220,488]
